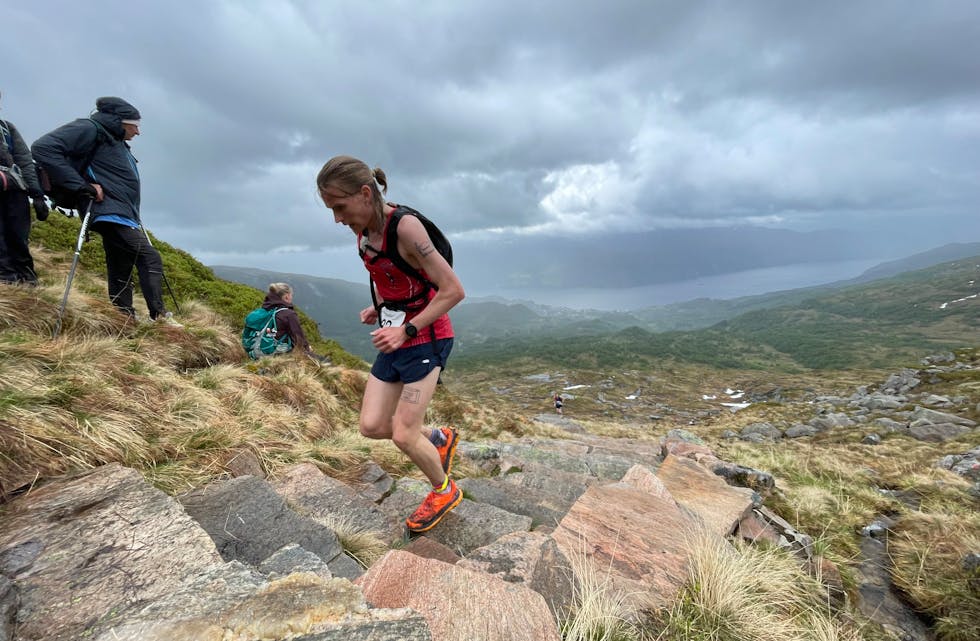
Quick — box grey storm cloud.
[4,0,979,287]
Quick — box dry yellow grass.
[561,539,648,641]
[0,281,520,497]
[655,529,863,641]
[888,513,980,641]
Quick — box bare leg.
[360,368,445,487]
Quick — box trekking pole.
[53,198,94,338]
[139,225,181,313]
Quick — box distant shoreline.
[473,258,882,311]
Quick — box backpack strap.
[263,307,284,330]
[0,120,13,154]
[383,205,436,290]
[361,206,438,315]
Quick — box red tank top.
[359,212,454,348]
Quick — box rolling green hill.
[453,256,979,372]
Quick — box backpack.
[360,204,453,312]
[241,307,293,360]
[34,118,108,210]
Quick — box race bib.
[379,306,406,328]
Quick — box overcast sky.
[4,1,979,299]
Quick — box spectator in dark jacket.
[32,97,180,326]
[0,90,49,285]
[262,282,313,355]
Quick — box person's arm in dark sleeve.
[8,122,42,195]
[31,120,99,194]
[280,310,312,353]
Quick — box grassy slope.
[4,217,978,640]
[29,213,364,368]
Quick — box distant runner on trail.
[554,392,564,415]
[316,155,465,534]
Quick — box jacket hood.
[262,293,294,310]
[92,97,141,140]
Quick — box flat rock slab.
[357,550,561,641]
[97,573,431,641]
[271,462,401,542]
[179,475,359,579]
[380,479,532,555]
[498,467,600,505]
[0,464,227,641]
[656,454,756,537]
[552,482,697,610]
[456,477,570,528]
[458,530,576,620]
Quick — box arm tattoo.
[401,386,422,404]
[414,240,434,258]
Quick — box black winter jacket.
[0,119,43,196]
[31,102,140,222]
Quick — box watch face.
[405,322,418,338]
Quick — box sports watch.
[404,322,418,338]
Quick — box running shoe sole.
[406,488,463,533]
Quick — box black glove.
[76,184,98,199]
[32,197,49,222]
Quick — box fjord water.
[482,258,882,311]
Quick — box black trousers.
[91,222,166,318]
[0,190,36,284]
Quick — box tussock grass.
[711,433,980,641]
[0,274,516,496]
[656,529,862,641]
[888,513,980,641]
[561,541,649,641]
[310,512,389,569]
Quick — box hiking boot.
[405,480,462,533]
[156,311,183,328]
[434,427,459,475]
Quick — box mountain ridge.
[212,241,980,362]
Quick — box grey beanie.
[95,96,141,121]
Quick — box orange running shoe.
[405,480,462,533]
[434,427,460,475]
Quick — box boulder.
[552,482,696,610]
[258,543,333,581]
[458,531,576,620]
[656,455,756,536]
[908,406,976,427]
[357,550,560,641]
[908,423,972,442]
[785,424,818,438]
[178,475,360,579]
[739,422,782,441]
[380,479,532,555]
[808,413,856,431]
[403,536,461,564]
[271,462,400,542]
